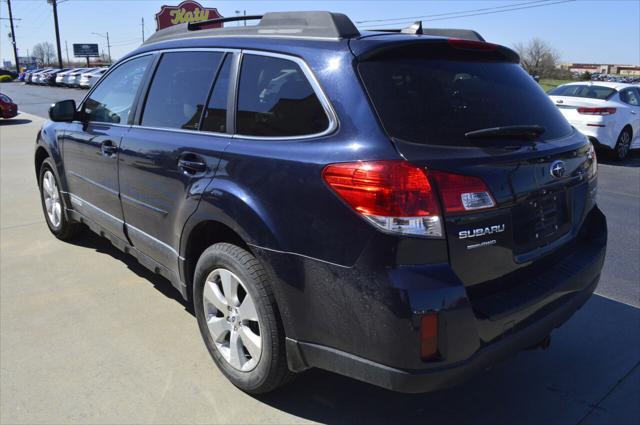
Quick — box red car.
[0,93,18,119]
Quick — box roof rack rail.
[368,21,486,42]
[142,11,360,46]
[188,15,263,31]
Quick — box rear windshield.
[358,58,572,146]
[547,84,616,100]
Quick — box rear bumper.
[262,206,606,392]
[287,273,598,393]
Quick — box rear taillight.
[429,171,495,213]
[577,107,616,115]
[322,161,497,236]
[322,161,443,237]
[588,142,597,180]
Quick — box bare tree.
[32,42,56,66]
[513,38,560,78]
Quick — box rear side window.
[141,51,223,130]
[548,84,616,100]
[236,55,329,137]
[201,56,232,133]
[619,88,640,106]
[359,58,572,146]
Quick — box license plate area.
[512,189,570,254]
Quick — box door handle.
[178,154,207,174]
[100,140,118,157]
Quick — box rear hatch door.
[354,37,596,286]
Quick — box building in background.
[15,56,37,70]
[559,63,640,75]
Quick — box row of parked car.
[19,67,108,89]
[571,72,640,84]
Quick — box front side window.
[141,51,223,130]
[82,56,152,124]
[236,55,330,137]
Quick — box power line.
[109,37,141,44]
[109,40,142,47]
[356,0,549,24]
[360,0,575,29]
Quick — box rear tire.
[612,127,632,161]
[193,243,293,394]
[38,158,82,240]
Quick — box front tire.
[38,158,82,240]
[612,127,632,161]
[193,243,293,394]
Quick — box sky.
[1,0,639,66]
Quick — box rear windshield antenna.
[401,21,423,35]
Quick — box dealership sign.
[155,1,223,31]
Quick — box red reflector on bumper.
[420,313,439,359]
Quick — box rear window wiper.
[465,125,546,140]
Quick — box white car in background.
[78,68,108,89]
[64,68,95,87]
[56,68,85,86]
[31,68,53,85]
[548,82,640,160]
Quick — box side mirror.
[49,100,77,122]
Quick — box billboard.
[73,43,100,58]
[155,1,222,31]
[18,56,38,70]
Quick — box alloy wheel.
[42,170,62,228]
[617,131,631,159]
[202,268,262,371]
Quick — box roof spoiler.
[356,38,520,63]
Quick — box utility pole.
[6,0,20,73]
[65,40,70,65]
[106,32,111,64]
[48,0,64,69]
[92,32,111,64]
[141,17,145,42]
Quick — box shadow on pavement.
[68,229,194,315]
[66,230,640,425]
[598,149,640,168]
[0,118,33,126]
[256,297,640,425]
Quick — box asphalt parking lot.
[1,82,639,424]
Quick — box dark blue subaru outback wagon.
[36,12,607,394]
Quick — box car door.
[62,55,153,241]
[620,88,640,142]
[118,50,233,269]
